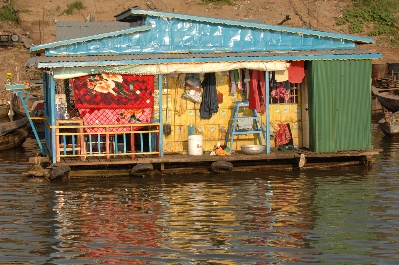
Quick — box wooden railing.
[52,119,160,162]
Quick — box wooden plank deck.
[51,148,381,177]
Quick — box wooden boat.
[0,127,30,151]
[378,111,399,137]
[372,80,399,113]
[0,116,30,151]
[0,104,9,118]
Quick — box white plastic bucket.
[188,135,203,156]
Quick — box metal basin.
[240,145,266,155]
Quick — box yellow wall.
[155,74,302,153]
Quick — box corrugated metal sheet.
[56,21,131,41]
[116,9,375,44]
[32,9,374,56]
[308,60,372,152]
[26,49,381,68]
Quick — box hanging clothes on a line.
[275,123,292,147]
[200,73,219,119]
[288,61,305,83]
[275,69,288,82]
[249,70,266,113]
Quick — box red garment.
[249,70,266,113]
[288,61,305,83]
[275,124,291,147]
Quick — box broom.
[163,86,172,136]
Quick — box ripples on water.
[0,116,398,264]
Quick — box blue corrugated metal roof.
[30,9,376,55]
[116,9,375,44]
[27,49,381,69]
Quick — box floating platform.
[27,148,380,179]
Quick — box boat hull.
[372,86,399,113]
[0,128,30,151]
[0,104,9,118]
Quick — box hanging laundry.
[275,69,288,82]
[249,70,266,113]
[200,73,219,119]
[229,70,236,94]
[237,69,243,90]
[275,123,292,147]
[288,61,305,83]
[271,82,290,101]
[244,69,250,94]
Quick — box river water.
[0,115,398,264]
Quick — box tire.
[210,161,233,174]
[49,166,71,180]
[130,163,154,177]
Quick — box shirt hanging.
[288,61,305,83]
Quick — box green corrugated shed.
[308,60,372,152]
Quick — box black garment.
[200,73,219,119]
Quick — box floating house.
[19,8,381,176]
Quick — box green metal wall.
[308,60,372,152]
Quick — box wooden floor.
[52,148,381,176]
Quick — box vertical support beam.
[42,72,50,151]
[265,71,270,154]
[105,128,110,160]
[49,72,57,164]
[130,126,135,159]
[158,74,164,157]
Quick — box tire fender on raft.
[48,166,71,180]
[130,163,154,177]
[210,161,233,173]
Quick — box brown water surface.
[0,115,398,264]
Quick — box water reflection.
[0,116,398,263]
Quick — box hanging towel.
[275,69,288,82]
[237,69,243,90]
[288,61,305,83]
[244,69,250,91]
[249,70,266,113]
[229,70,236,94]
[234,69,240,86]
[200,73,219,119]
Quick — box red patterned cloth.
[71,74,154,133]
[72,74,154,109]
[275,124,291,147]
[288,61,305,83]
[78,108,153,133]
